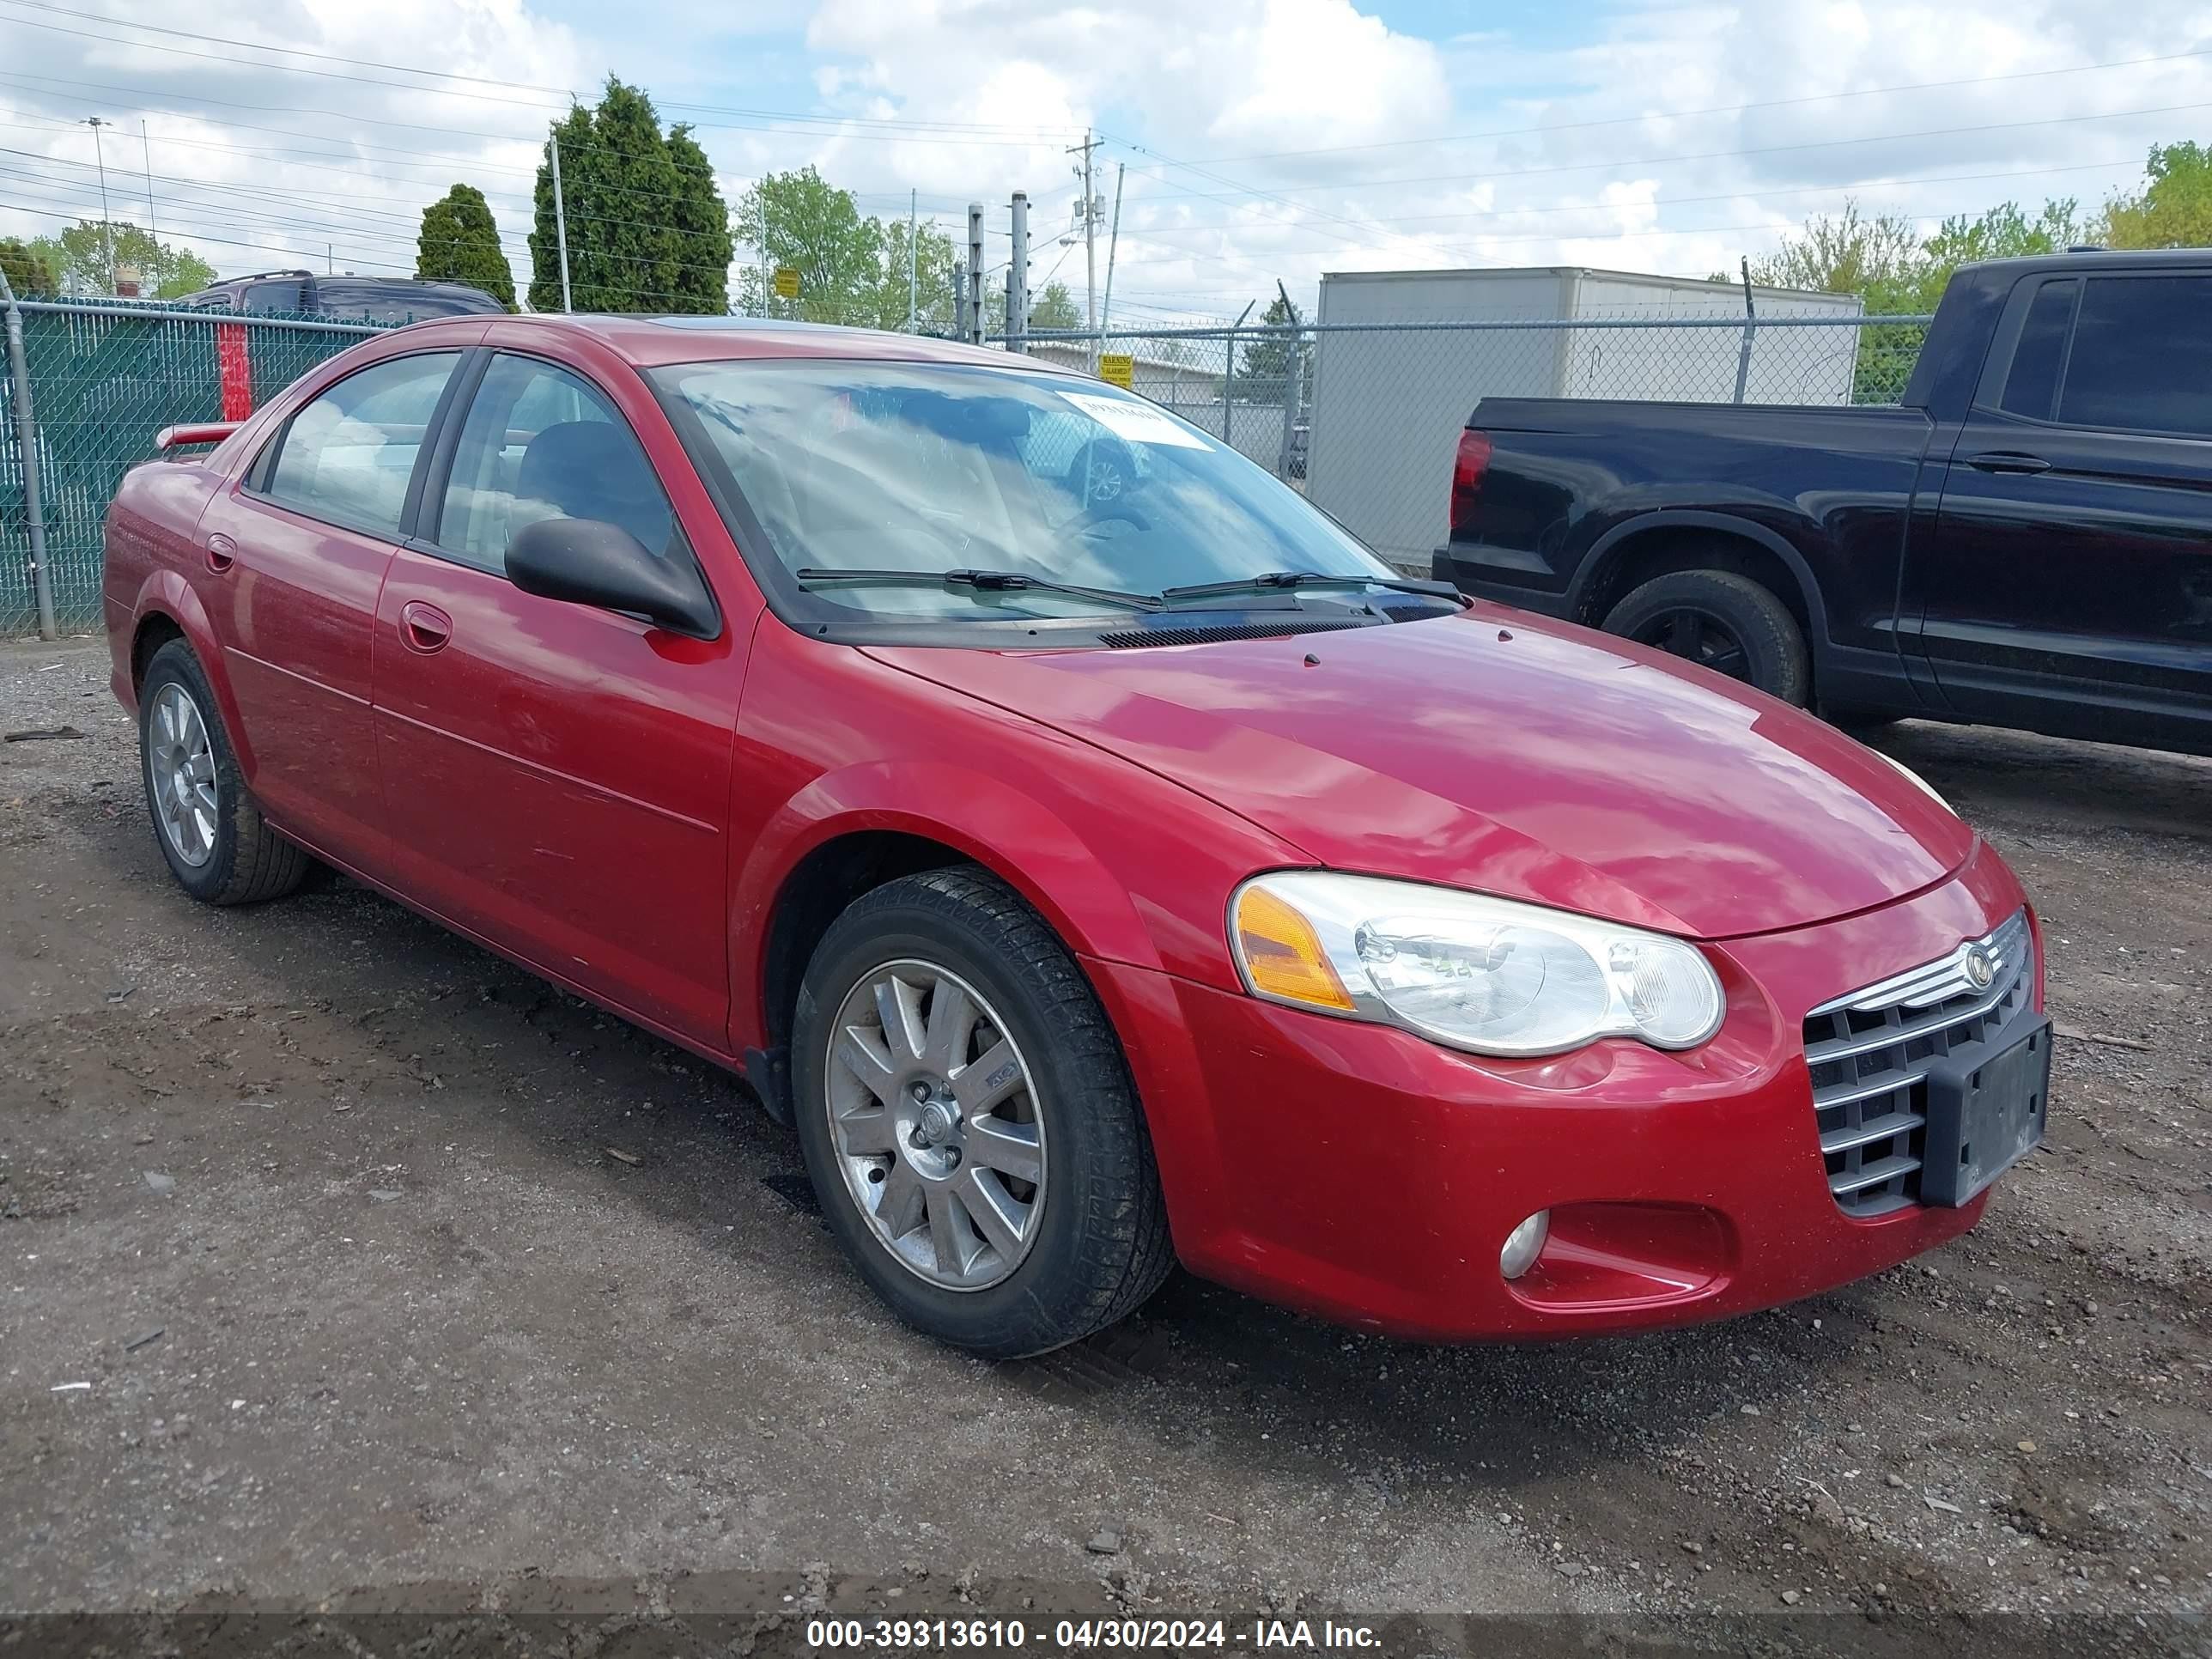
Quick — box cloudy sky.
[1,0,2206,322]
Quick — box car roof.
[1958,247,2212,278]
[485,313,1085,374]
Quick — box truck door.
[1910,270,2212,751]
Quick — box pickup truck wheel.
[137,640,313,906]
[1604,569,1810,706]
[791,867,1176,1358]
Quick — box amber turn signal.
[1233,884,1356,1012]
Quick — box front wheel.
[1603,568,1810,706]
[791,868,1175,1358]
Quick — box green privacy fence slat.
[1,300,393,635]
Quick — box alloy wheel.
[1632,605,1752,682]
[149,682,219,867]
[823,958,1047,1291]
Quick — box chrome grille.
[1802,910,2034,1217]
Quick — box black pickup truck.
[1436,249,2212,757]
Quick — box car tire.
[1603,568,1811,706]
[138,640,313,905]
[791,866,1175,1358]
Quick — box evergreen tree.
[529,80,727,313]
[665,125,733,315]
[416,184,515,309]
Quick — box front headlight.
[1230,872,1725,1058]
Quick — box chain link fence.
[1011,313,1930,571]
[2,295,390,635]
[4,299,1930,635]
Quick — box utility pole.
[1098,163,1125,339]
[966,202,985,343]
[84,117,114,294]
[1066,130,1104,372]
[139,118,155,241]
[1007,191,1029,352]
[550,136,574,313]
[907,189,918,331]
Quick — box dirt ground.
[2,633,2207,1655]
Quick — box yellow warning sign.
[1097,352,1133,389]
[773,265,800,300]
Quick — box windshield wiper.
[793,568,1164,612]
[1159,569,1463,606]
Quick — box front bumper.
[1095,842,2035,1341]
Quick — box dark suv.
[172,270,505,322]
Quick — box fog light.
[1500,1210,1550,1279]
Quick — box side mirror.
[507,518,719,638]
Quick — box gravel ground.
[1,634,2207,1656]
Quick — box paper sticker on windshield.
[1061,390,1209,448]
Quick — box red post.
[216,324,252,420]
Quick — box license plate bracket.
[1919,1006,2052,1206]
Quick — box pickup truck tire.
[1603,569,1810,706]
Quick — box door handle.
[1964,452,2052,475]
[204,533,236,574]
[398,600,452,653]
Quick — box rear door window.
[1997,278,2075,421]
[260,352,461,538]
[242,277,307,314]
[2057,276,2212,437]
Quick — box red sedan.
[102,316,2051,1357]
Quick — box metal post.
[0,270,58,641]
[1078,131,1098,373]
[1221,299,1254,442]
[140,118,156,242]
[966,204,985,344]
[1733,256,1758,405]
[550,137,574,313]
[951,262,967,343]
[85,118,114,294]
[906,189,917,331]
[1273,278,1302,480]
[1098,164,1124,339]
[1008,191,1029,353]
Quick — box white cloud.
[4,0,2209,319]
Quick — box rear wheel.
[1603,568,1810,706]
[138,640,313,905]
[791,867,1175,1358]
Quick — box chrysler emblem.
[1962,945,1996,991]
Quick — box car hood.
[864,607,1975,939]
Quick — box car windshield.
[650,357,1394,621]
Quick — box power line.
[0,0,575,95]
[0,4,1085,147]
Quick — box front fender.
[729,757,1168,1057]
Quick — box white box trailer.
[1304,265,1864,572]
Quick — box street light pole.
[85,117,115,294]
[140,118,156,241]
